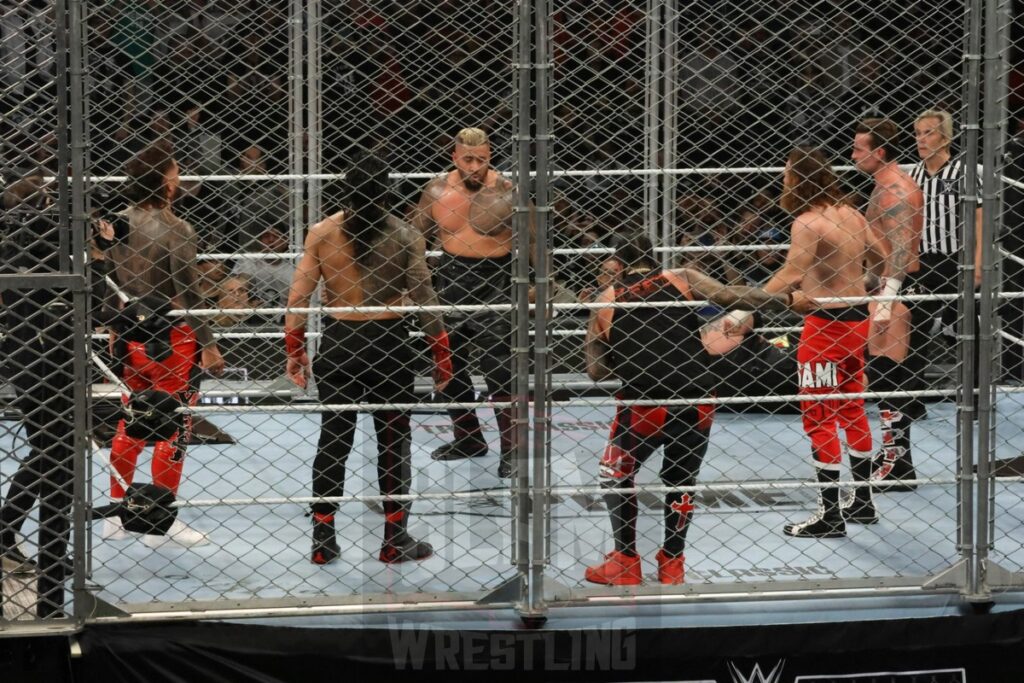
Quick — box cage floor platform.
[3,393,1024,613]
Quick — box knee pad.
[599,442,637,481]
[630,406,667,438]
[113,295,176,364]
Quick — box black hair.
[610,231,658,271]
[124,140,175,207]
[344,152,391,264]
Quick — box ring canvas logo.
[727,660,785,683]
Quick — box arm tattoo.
[711,286,789,312]
[402,227,445,338]
[684,268,787,312]
[879,185,916,280]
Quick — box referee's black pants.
[1,297,75,618]
[904,252,980,400]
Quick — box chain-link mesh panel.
[5,0,1019,625]
[80,1,527,614]
[544,1,980,599]
[1,0,80,624]
[984,0,1024,591]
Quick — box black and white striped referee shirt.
[909,157,982,255]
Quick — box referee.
[907,109,983,390]
[873,110,982,487]
[909,110,983,295]
[0,173,76,617]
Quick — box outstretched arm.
[680,268,792,312]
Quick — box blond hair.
[454,127,489,147]
[915,109,954,145]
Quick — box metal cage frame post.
[975,0,1013,599]
[68,0,90,624]
[644,0,663,263]
[660,0,679,263]
[524,0,554,628]
[510,0,533,612]
[958,0,984,601]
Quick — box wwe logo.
[726,660,785,683]
[939,178,961,195]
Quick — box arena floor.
[5,391,1024,615]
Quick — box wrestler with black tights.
[583,233,808,584]
[284,153,452,565]
[411,127,533,478]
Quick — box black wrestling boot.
[430,435,489,461]
[784,469,846,538]
[840,496,879,525]
[497,451,512,478]
[871,447,918,492]
[310,513,340,565]
[378,532,433,563]
[783,507,847,538]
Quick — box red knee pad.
[630,406,667,438]
[696,404,714,432]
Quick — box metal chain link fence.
[1,0,1022,628]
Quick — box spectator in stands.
[222,145,289,252]
[110,109,173,173]
[232,225,294,317]
[578,256,623,304]
[84,7,135,175]
[196,258,230,308]
[110,1,159,113]
[212,273,257,327]
[728,190,787,284]
[675,192,743,284]
[173,102,228,250]
[176,102,223,176]
[678,21,740,165]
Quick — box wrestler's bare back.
[306,211,434,321]
[421,169,515,258]
[796,204,874,305]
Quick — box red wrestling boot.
[584,550,642,586]
[655,548,685,585]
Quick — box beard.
[460,169,486,191]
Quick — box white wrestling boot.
[142,519,210,549]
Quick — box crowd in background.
[2,0,1019,372]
